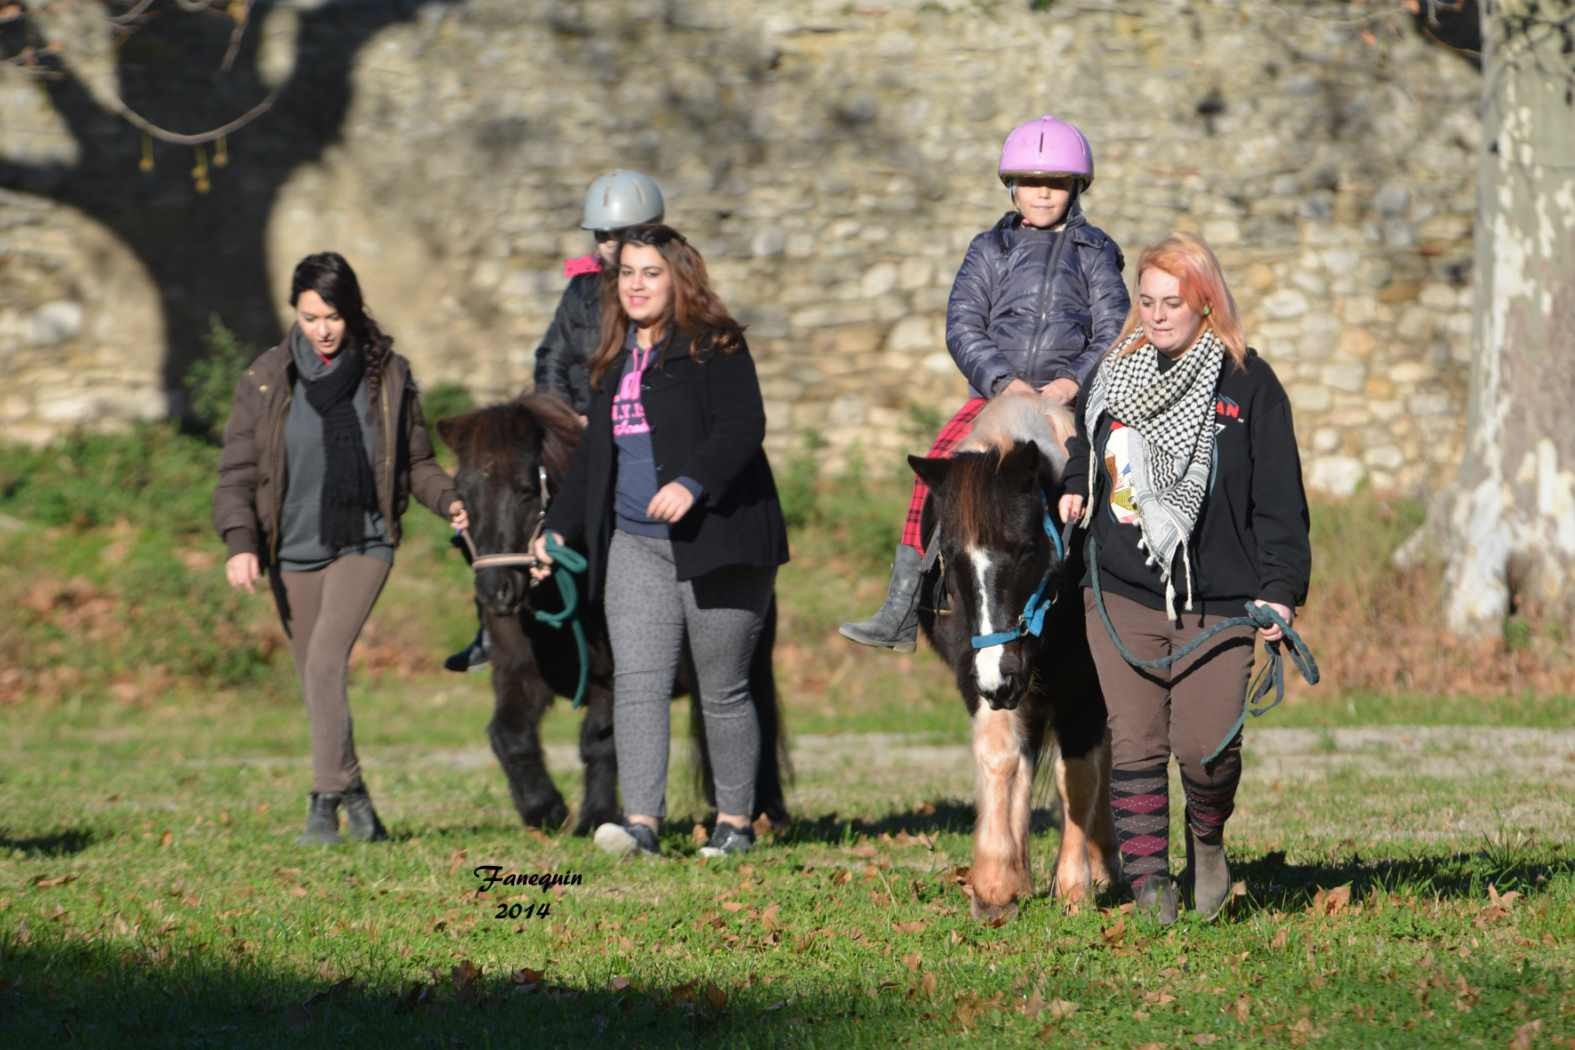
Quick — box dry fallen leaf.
[31,873,77,889]
[447,849,467,877]
[901,952,922,972]
[1047,998,1078,1020]
[1510,1019,1542,1050]
[608,975,631,992]
[159,830,174,849]
[1311,883,1352,916]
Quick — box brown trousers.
[270,555,391,793]
[1082,588,1257,781]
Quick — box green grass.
[2,424,1573,1047]
[1,681,1572,1048]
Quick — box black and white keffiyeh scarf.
[1080,326,1225,618]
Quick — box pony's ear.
[908,454,952,490]
[997,441,1043,488]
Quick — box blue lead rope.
[535,535,591,709]
[1086,531,1319,763]
[968,506,1070,650]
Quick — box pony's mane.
[449,391,582,479]
[941,394,1072,548]
[957,393,1074,479]
[516,391,582,479]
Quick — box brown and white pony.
[909,395,1116,920]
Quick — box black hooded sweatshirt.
[1061,347,1311,618]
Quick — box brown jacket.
[212,342,457,565]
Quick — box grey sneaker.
[594,822,659,857]
[698,822,755,858]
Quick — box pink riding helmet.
[998,116,1094,190]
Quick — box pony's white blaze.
[968,547,1005,694]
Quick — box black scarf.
[295,330,380,551]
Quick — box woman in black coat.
[534,224,788,858]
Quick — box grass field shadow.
[0,937,917,1049]
[771,797,1064,846]
[1232,847,1574,912]
[0,828,96,857]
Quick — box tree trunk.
[1439,0,1575,635]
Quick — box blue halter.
[968,500,1067,650]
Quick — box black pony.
[909,394,1115,921]
[437,393,790,835]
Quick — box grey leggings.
[269,555,391,793]
[603,530,773,821]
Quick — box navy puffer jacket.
[945,201,1129,398]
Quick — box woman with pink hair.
[1059,233,1311,923]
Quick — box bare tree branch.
[111,83,278,145]
[219,0,252,73]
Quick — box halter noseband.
[968,498,1070,650]
[458,464,551,573]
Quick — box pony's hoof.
[523,796,569,831]
[969,895,1019,925]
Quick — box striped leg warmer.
[1181,746,1242,845]
[1110,764,1170,890]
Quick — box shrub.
[183,315,257,440]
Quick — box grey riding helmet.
[580,170,666,231]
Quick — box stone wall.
[0,0,1480,495]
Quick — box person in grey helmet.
[445,170,665,672]
[535,169,667,419]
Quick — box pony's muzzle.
[976,643,1029,710]
[477,566,527,615]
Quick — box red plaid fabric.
[900,397,988,554]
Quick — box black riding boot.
[444,622,490,673]
[297,792,342,846]
[839,544,922,652]
[342,782,389,843]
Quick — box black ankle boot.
[444,625,490,673]
[342,783,389,843]
[298,792,342,845]
[838,544,922,652]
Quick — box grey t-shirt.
[277,330,394,570]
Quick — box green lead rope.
[1086,531,1320,763]
[533,535,591,709]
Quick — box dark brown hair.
[587,224,746,389]
[288,251,394,398]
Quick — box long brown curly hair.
[587,225,746,389]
